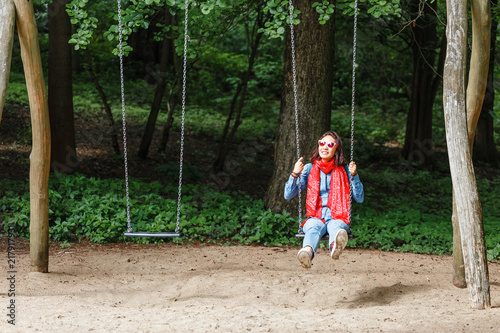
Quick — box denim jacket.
[284,163,364,221]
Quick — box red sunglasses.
[318,140,337,148]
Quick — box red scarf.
[303,159,350,226]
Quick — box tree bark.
[452,0,492,291]
[401,0,439,167]
[14,0,52,273]
[473,0,499,163]
[466,0,491,146]
[265,0,335,214]
[443,0,490,309]
[451,199,466,288]
[0,0,16,123]
[48,0,76,174]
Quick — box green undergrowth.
[0,170,499,261]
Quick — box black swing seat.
[123,232,182,238]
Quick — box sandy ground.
[1,242,499,333]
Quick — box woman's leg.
[302,217,327,257]
[326,219,350,259]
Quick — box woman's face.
[318,135,337,162]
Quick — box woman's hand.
[349,161,358,176]
[293,157,304,175]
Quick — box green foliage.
[313,1,335,25]
[1,169,498,261]
[0,174,301,246]
[5,73,30,107]
[260,0,300,38]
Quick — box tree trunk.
[443,0,490,309]
[452,0,492,291]
[401,0,438,167]
[48,0,76,174]
[451,199,466,288]
[466,0,491,146]
[159,54,182,152]
[85,49,120,155]
[138,9,174,159]
[0,0,16,123]
[14,0,52,273]
[214,13,264,172]
[265,0,335,214]
[473,0,499,163]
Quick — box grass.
[0,164,499,261]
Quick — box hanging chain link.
[175,0,190,234]
[117,0,132,232]
[119,0,189,234]
[348,0,359,226]
[288,0,302,232]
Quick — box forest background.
[0,0,499,263]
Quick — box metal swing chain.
[288,0,302,232]
[116,0,133,233]
[175,0,190,234]
[348,0,359,226]
[120,0,189,234]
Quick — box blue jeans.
[302,218,350,258]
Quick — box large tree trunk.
[452,0,492,290]
[473,0,499,163]
[14,0,52,273]
[48,0,76,173]
[265,0,335,214]
[401,0,439,166]
[443,0,490,309]
[0,0,16,123]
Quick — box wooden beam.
[14,0,51,273]
[0,0,16,123]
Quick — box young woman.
[284,130,364,268]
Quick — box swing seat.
[123,232,182,238]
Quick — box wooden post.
[0,0,16,123]
[443,0,490,309]
[14,0,51,273]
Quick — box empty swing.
[119,0,190,238]
[290,0,359,240]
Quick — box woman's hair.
[308,130,349,166]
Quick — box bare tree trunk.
[265,0,335,214]
[159,55,181,152]
[138,9,174,159]
[473,0,499,163]
[214,12,264,171]
[452,199,466,288]
[443,0,490,309]
[85,49,120,155]
[401,0,438,167]
[138,37,171,159]
[452,0,492,291]
[48,0,76,173]
[0,0,16,123]
[14,0,52,273]
[466,0,491,145]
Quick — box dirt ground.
[1,241,499,333]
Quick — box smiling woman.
[284,130,364,269]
